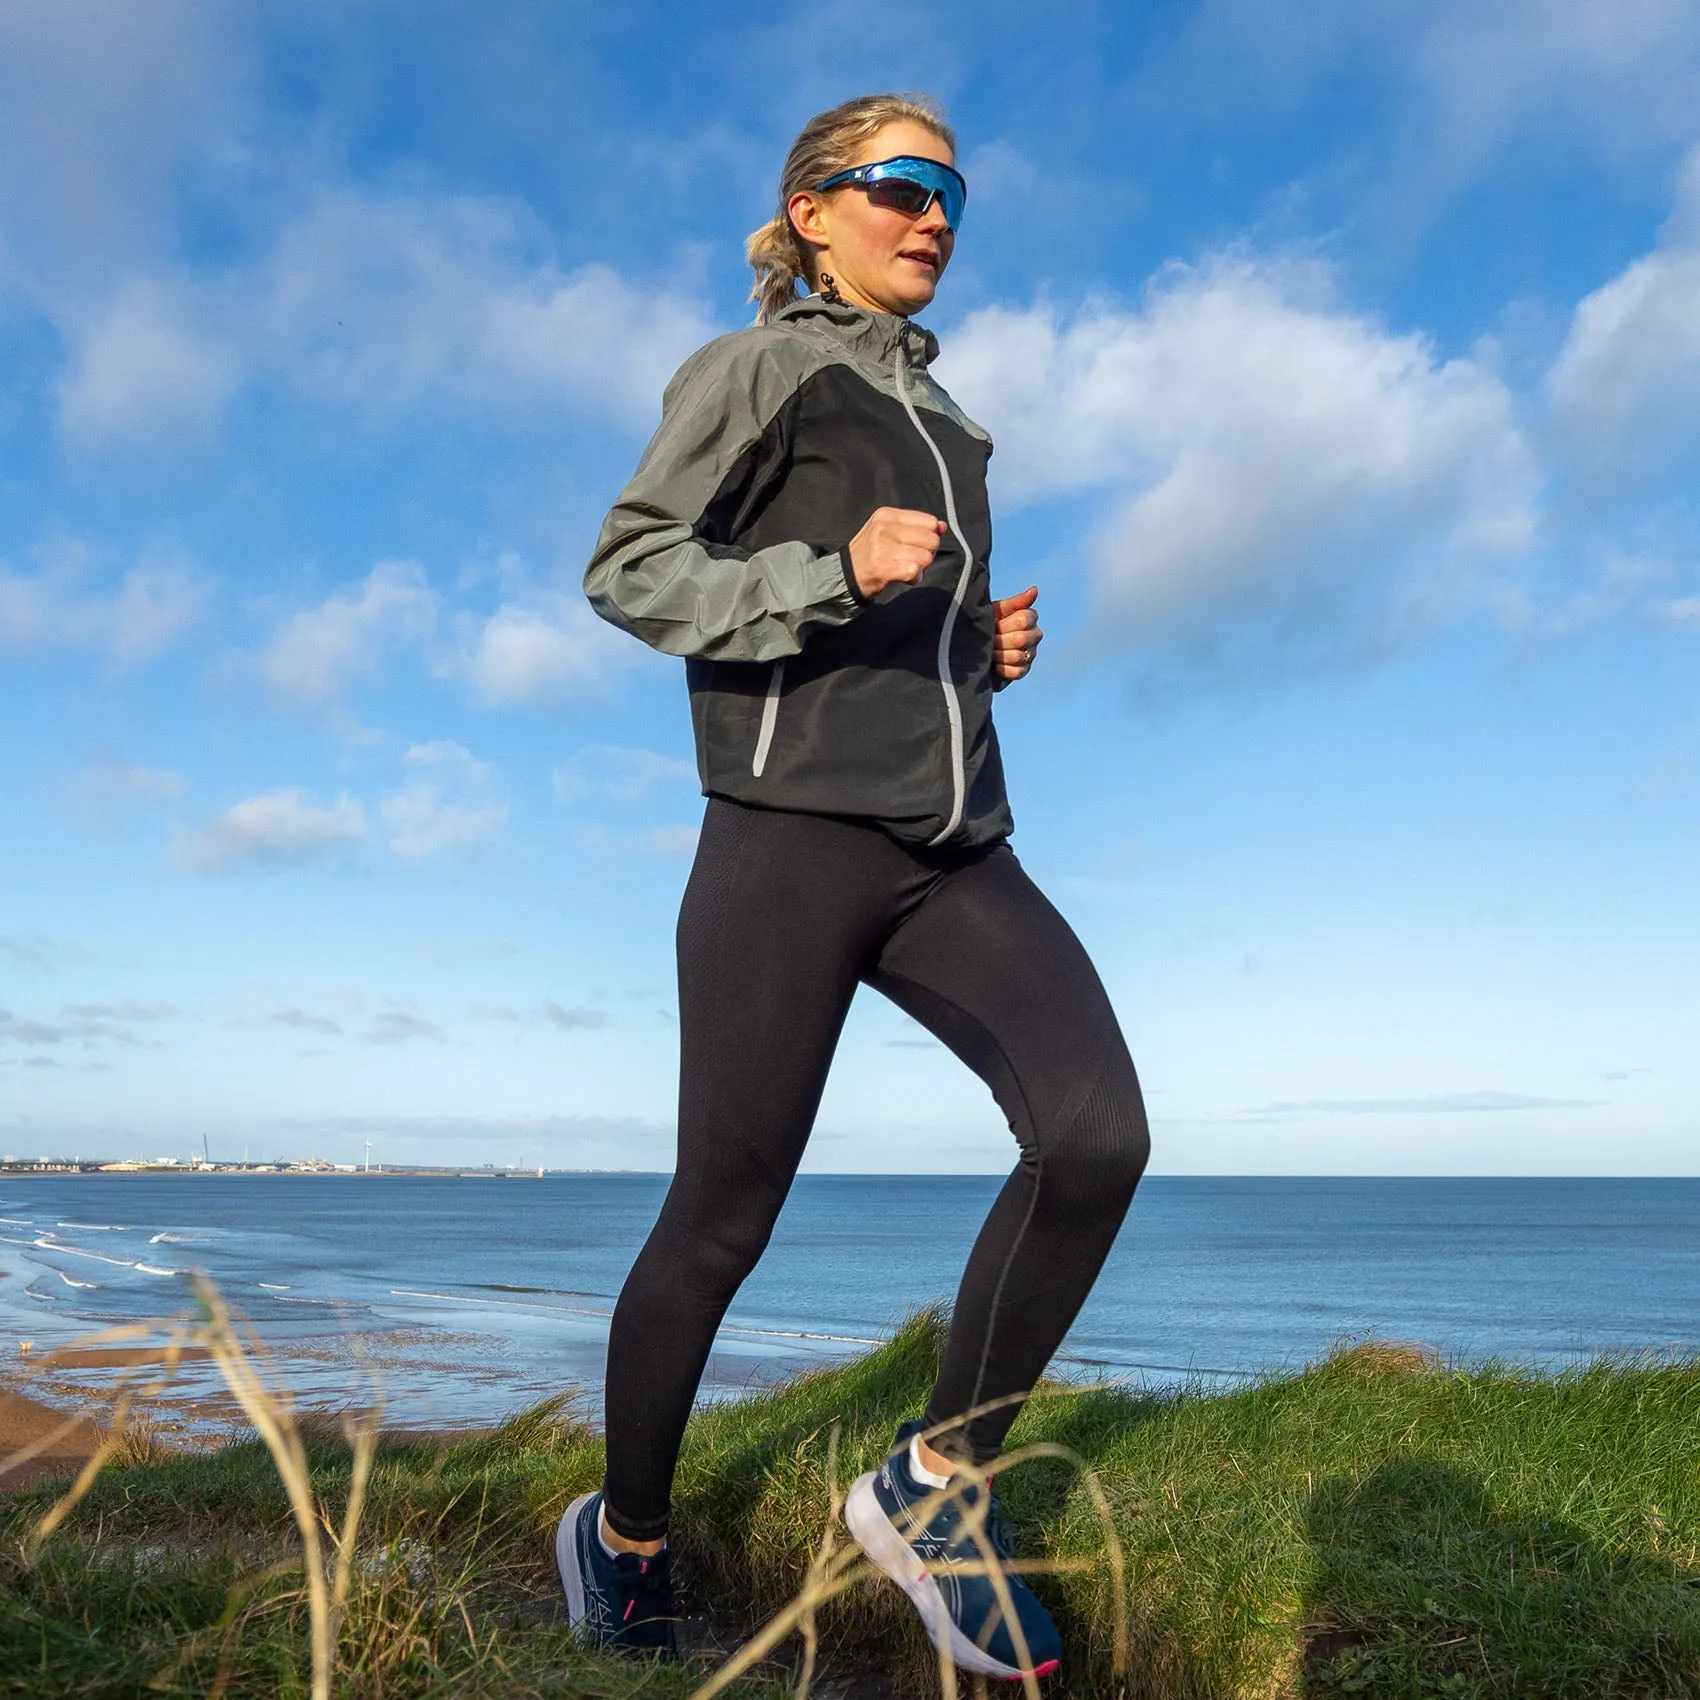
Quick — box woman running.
[556,93,1149,1683]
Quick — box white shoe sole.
[844,1471,1053,1682]
[556,1490,595,1638]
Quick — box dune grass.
[3,1312,1698,1697]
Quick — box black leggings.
[600,800,1148,1541]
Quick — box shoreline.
[0,1376,495,1493]
[0,1383,110,1490]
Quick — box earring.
[819,273,845,305]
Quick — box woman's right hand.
[847,507,947,599]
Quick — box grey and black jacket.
[585,296,1012,848]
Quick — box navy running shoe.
[845,1419,1062,1682]
[555,1490,679,1659]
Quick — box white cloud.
[262,1007,342,1036]
[403,739,490,780]
[1548,148,1700,495]
[642,825,702,857]
[1405,0,1700,180]
[0,4,252,287]
[72,759,185,822]
[50,189,718,456]
[0,1000,174,1048]
[366,1010,444,1045]
[453,589,634,708]
[62,1001,175,1023]
[0,535,206,661]
[551,744,697,801]
[1250,1090,1599,1115]
[541,1002,609,1031]
[57,274,242,454]
[0,932,91,973]
[379,740,507,860]
[381,791,506,861]
[184,787,367,873]
[79,760,184,803]
[1155,0,1700,203]
[260,560,436,706]
[580,824,701,857]
[938,255,1536,677]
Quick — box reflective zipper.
[893,344,972,846]
[751,659,785,777]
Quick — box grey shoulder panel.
[914,373,992,449]
[585,326,861,665]
[646,324,833,459]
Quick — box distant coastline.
[0,1159,552,1179]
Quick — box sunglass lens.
[866,178,935,218]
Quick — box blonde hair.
[746,93,957,324]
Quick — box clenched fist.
[992,585,1043,682]
[848,507,946,599]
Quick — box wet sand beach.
[0,1383,108,1489]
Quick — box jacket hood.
[775,295,938,371]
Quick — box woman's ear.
[787,188,829,259]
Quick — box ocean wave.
[475,1281,616,1300]
[32,1237,137,1268]
[0,1217,36,1226]
[387,1285,883,1348]
[258,1282,292,1290]
[56,1271,97,1290]
[133,1264,181,1277]
[390,1286,614,1321]
[57,1222,126,1231]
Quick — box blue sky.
[2,1,1697,1174]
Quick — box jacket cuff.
[832,545,870,608]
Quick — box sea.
[2,1175,1696,1432]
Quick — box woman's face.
[789,119,957,317]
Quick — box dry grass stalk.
[188,1274,380,1700]
[16,1318,199,1544]
[688,1395,1127,1700]
[2,1276,381,1700]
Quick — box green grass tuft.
[4,1313,1697,1697]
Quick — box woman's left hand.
[992,586,1043,682]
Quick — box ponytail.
[746,93,956,324]
[746,212,809,327]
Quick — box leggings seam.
[875,965,1049,1452]
[962,1145,1044,1457]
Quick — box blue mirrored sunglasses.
[813,155,967,232]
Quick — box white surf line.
[258,1282,292,1290]
[56,1271,97,1290]
[57,1222,126,1231]
[387,1287,886,1346]
[0,1217,37,1226]
[30,1238,143,1268]
[3,1234,182,1276]
[390,1286,613,1321]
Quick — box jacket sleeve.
[584,333,865,664]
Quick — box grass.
[3,1311,1698,1698]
